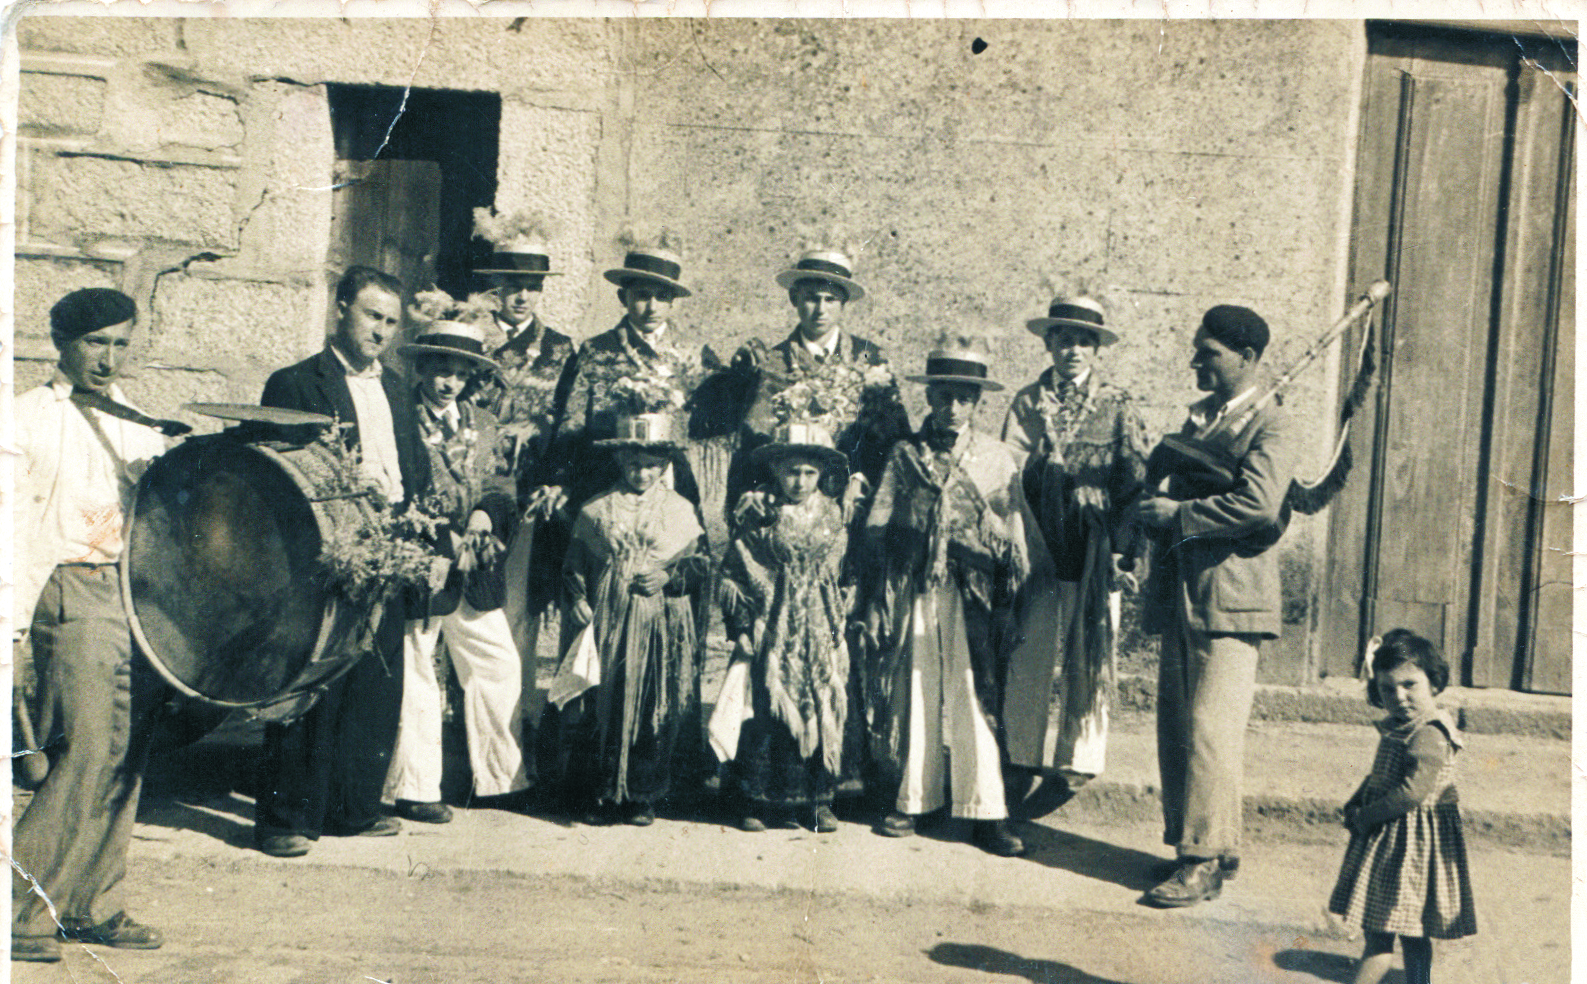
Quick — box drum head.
[184,403,336,427]
[124,436,336,705]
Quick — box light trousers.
[385,602,529,802]
[895,587,1007,821]
[1156,617,1261,859]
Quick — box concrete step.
[1061,711,1569,854]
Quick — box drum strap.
[70,389,192,438]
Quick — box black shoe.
[472,789,534,814]
[393,800,453,824]
[60,912,163,949]
[740,813,768,832]
[971,820,1026,858]
[625,802,655,826]
[877,810,915,837]
[812,805,839,834]
[1146,858,1224,908]
[1149,855,1239,882]
[254,828,312,858]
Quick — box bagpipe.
[1144,280,1392,514]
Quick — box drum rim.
[121,439,352,709]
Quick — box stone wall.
[12,16,1366,680]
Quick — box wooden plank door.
[1319,27,1576,692]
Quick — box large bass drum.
[121,431,383,718]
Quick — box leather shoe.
[878,810,915,837]
[1150,855,1239,882]
[625,803,655,826]
[11,936,62,962]
[1146,858,1224,908]
[394,800,453,824]
[254,830,312,858]
[348,816,402,837]
[812,805,839,834]
[60,912,163,949]
[740,813,767,832]
[971,820,1026,858]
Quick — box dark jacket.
[260,346,432,504]
[415,396,518,615]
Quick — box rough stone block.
[14,357,57,396]
[157,92,245,150]
[237,82,335,271]
[19,72,106,135]
[17,15,181,58]
[31,154,238,250]
[151,275,316,374]
[117,366,240,435]
[14,255,121,336]
[493,103,601,330]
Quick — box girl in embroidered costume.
[546,413,711,826]
[714,422,858,833]
[1000,295,1151,816]
[1328,630,1475,984]
[856,336,1028,858]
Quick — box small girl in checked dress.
[1328,629,1476,984]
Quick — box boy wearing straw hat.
[855,336,1028,857]
[382,292,531,824]
[732,249,910,519]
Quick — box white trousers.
[895,587,1007,821]
[384,602,530,802]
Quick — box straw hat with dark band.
[774,249,866,303]
[603,247,692,297]
[474,237,563,278]
[905,340,1004,391]
[399,321,500,370]
[594,412,686,455]
[749,420,850,475]
[1025,296,1118,346]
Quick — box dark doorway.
[1319,23,1575,693]
[325,84,501,300]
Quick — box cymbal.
[183,403,337,427]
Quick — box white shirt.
[330,346,404,503]
[14,375,167,629]
[626,320,667,348]
[799,328,843,362]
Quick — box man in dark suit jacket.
[1128,305,1294,908]
[252,265,433,858]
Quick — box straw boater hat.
[473,209,563,279]
[594,412,686,457]
[750,420,850,476]
[905,336,1004,392]
[603,247,692,298]
[774,249,866,303]
[399,320,500,371]
[1024,295,1119,346]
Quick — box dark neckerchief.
[920,416,963,455]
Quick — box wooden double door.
[1319,25,1575,693]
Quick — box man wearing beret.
[11,289,174,961]
[252,265,432,858]
[1127,305,1294,908]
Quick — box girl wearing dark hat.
[856,335,1029,857]
[1000,295,1151,815]
[713,422,858,834]
[384,291,531,823]
[545,411,711,827]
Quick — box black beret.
[50,288,136,344]
[1200,304,1269,357]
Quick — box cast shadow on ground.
[1014,822,1164,893]
[136,796,257,850]
[927,942,1137,984]
[1272,948,1401,983]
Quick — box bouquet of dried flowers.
[608,343,706,416]
[312,428,450,609]
[771,359,898,431]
